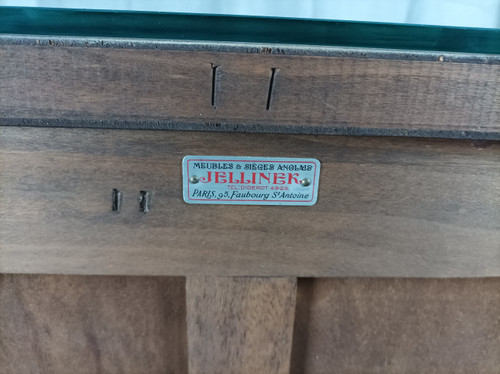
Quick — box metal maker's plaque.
[182,156,320,206]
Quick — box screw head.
[300,178,311,187]
[190,175,200,184]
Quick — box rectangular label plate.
[183,156,320,206]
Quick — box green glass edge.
[1,6,499,54]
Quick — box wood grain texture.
[0,274,188,374]
[1,127,499,277]
[186,276,297,374]
[0,44,499,136]
[291,278,500,374]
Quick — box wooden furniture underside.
[1,127,499,277]
[2,275,500,373]
[1,31,499,373]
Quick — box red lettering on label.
[242,172,252,184]
[259,173,271,184]
[228,172,239,184]
[288,173,300,184]
[273,173,286,184]
[215,172,227,183]
[200,171,212,183]
[203,171,306,185]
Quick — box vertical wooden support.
[186,276,297,374]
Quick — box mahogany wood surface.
[291,278,500,374]
[1,44,499,137]
[1,127,499,277]
[0,274,188,374]
[186,276,297,374]
[2,275,499,373]
[2,24,499,374]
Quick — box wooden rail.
[1,40,499,139]
[1,127,498,277]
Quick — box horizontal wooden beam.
[1,39,499,139]
[1,127,498,277]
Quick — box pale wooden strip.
[186,276,297,374]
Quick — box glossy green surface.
[0,6,499,54]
